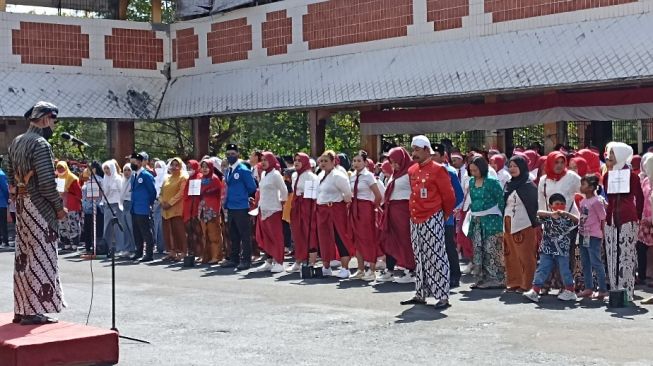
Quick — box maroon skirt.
[255,211,284,263]
[455,210,473,259]
[316,202,355,263]
[349,198,380,263]
[290,195,317,262]
[380,200,415,270]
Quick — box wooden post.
[361,134,380,161]
[107,120,135,162]
[192,117,210,159]
[309,110,329,158]
[483,95,505,150]
[118,0,129,20]
[0,0,6,12]
[151,0,162,23]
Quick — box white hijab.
[607,142,633,170]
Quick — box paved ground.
[1,249,652,366]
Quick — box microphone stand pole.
[73,143,150,344]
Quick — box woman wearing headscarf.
[81,163,104,254]
[577,149,601,178]
[160,158,188,262]
[152,160,167,254]
[503,155,539,292]
[490,154,510,189]
[348,150,383,281]
[631,155,642,177]
[316,150,355,279]
[378,147,416,283]
[118,163,135,257]
[183,160,204,261]
[604,142,644,301]
[637,153,653,290]
[466,156,506,289]
[198,159,224,264]
[56,161,82,252]
[524,149,541,178]
[287,153,319,272]
[254,152,288,272]
[101,159,124,255]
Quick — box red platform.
[0,313,119,366]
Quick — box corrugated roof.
[158,12,653,119]
[0,71,167,120]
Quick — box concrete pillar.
[151,0,162,23]
[361,134,381,161]
[309,110,330,158]
[118,0,129,20]
[0,0,6,12]
[107,120,135,161]
[543,121,568,152]
[192,117,210,159]
[483,95,506,151]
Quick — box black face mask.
[42,126,53,141]
[130,163,139,172]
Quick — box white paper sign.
[188,179,201,196]
[304,180,319,199]
[55,178,65,193]
[607,169,630,194]
[86,181,100,198]
[248,207,259,216]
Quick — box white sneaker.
[336,269,350,279]
[461,264,473,275]
[523,289,540,303]
[254,261,273,272]
[330,260,341,268]
[270,262,284,273]
[362,270,376,281]
[322,267,332,276]
[394,270,415,284]
[286,262,301,273]
[557,290,577,301]
[376,271,394,283]
[376,259,386,271]
[349,270,365,280]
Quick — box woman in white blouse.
[253,152,289,273]
[316,150,355,279]
[287,153,319,273]
[378,147,416,283]
[101,159,124,254]
[349,150,383,281]
[117,163,135,257]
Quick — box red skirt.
[349,198,380,263]
[255,211,284,263]
[316,202,355,263]
[380,200,415,270]
[455,210,473,259]
[290,195,317,262]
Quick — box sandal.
[20,314,58,325]
[400,296,427,305]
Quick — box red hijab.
[187,160,200,179]
[489,154,505,171]
[381,161,393,177]
[262,151,279,173]
[631,154,642,176]
[577,149,600,177]
[293,152,311,193]
[524,149,540,171]
[380,147,413,230]
[544,151,567,181]
[570,157,588,178]
[366,158,375,173]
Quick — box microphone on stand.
[60,132,91,147]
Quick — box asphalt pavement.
[0,249,652,366]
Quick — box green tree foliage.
[127,0,175,23]
[51,120,107,162]
[134,119,194,160]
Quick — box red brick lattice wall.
[262,10,292,56]
[207,18,253,64]
[302,0,413,50]
[105,28,164,69]
[172,27,199,69]
[12,22,89,66]
[427,0,469,30]
[485,0,637,22]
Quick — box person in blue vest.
[0,156,9,248]
[432,143,465,288]
[219,144,258,271]
[129,152,157,262]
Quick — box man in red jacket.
[401,135,456,310]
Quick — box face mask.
[130,163,139,172]
[227,156,238,165]
[551,203,566,211]
[42,126,53,140]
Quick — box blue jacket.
[445,165,464,226]
[225,162,257,210]
[131,169,157,215]
[0,169,8,208]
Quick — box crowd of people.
[4,110,653,311]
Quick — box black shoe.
[236,263,251,271]
[400,296,427,305]
[219,260,237,268]
[12,314,22,324]
[130,255,142,261]
[139,256,154,262]
[434,300,451,310]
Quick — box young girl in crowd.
[524,193,579,302]
[118,163,135,257]
[198,159,224,265]
[288,153,319,272]
[101,159,124,255]
[161,158,188,262]
[56,161,82,252]
[577,174,608,299]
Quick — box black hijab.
[504,155,538,227]
[337,153,351,171]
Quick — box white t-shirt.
[291,170,319,196]
[317,169,352,204]
[538,171,581,215]
[259,170,288,215]
[505,191,532,234]
[350,169,377,202]
[389,174,411,201]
